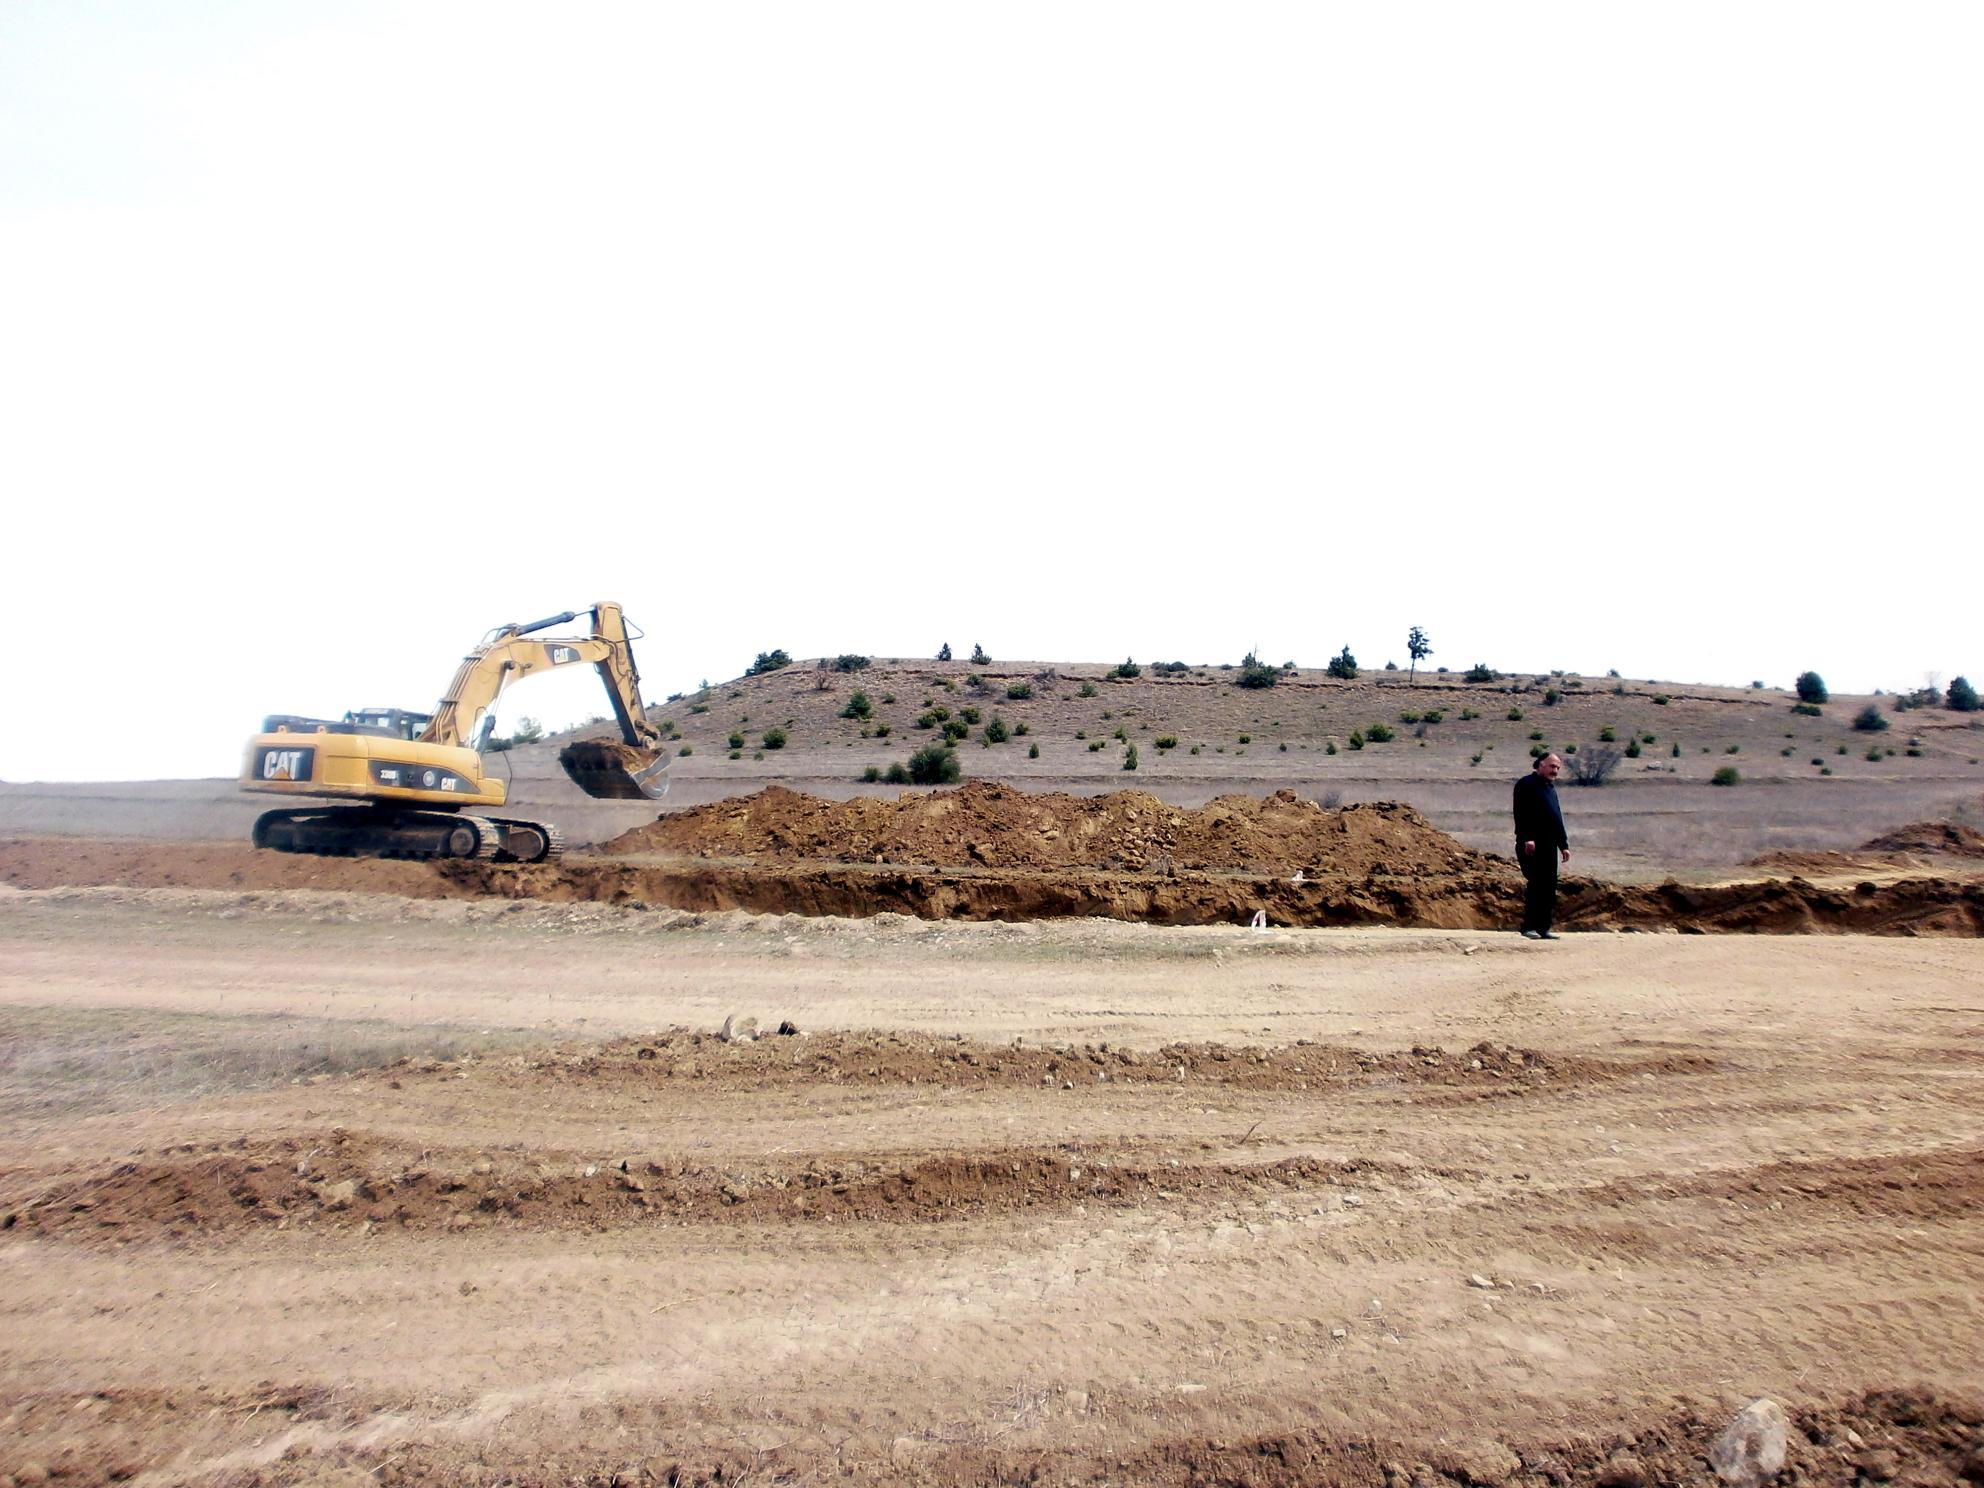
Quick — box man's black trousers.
[1518,847,1558,934]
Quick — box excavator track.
[251,807,500,861]
[487,817,564,864]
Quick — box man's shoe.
[1536,931,1561,940]
[1520,930,1542,939]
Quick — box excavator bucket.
[559,740,672,800]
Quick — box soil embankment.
[600,782,1493,876]
[6,787,1983,934]
[433,854,1984,936]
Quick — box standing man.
[1513,752,1571,939]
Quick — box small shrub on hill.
[840,691,872,720]
[906,743,961,784]
[1111,658,1142,680]
[1948,676,1980,712]
[1465,663,1500,683]
[1326,646,1359,680]
[746,650,791,676]
[832,654,871,673]
[1006,681,1032,700]
[1236,651,1279,689]
[760,727,787,750]
[1711,766,1740,786]
[1853,704,1890,732]
[1795,671,1829,704]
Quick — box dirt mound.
[1748,820,1984,875]
[599,781,1494,876]
[475,1029,1675,1098]
[4,1035,1713,1244]
[1077,1388,1984,1488]
[5,1133,1414,1240]
[1863,820,1984,857]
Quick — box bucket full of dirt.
[559,740,672,800]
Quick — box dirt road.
[2,883,1982,1486]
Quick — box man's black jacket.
[1512,771,1568,852]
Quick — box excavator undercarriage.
[249,807,565,863]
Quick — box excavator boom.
[420,603,671,799]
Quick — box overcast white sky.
[3,2,1979,782]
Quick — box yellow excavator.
[241,602,669,862]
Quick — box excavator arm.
[422,603,670,799]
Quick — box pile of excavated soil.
[1748,819,1984,875]
[1863,820,1984,857]
[599,781,1494,876]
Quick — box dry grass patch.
[0,1004,537,1120]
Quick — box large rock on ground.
[1709,1398,1790,1488]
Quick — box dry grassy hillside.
[492,658,1984,876]
[573,657,1984,783]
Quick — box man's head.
[1534,752,1563,781]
